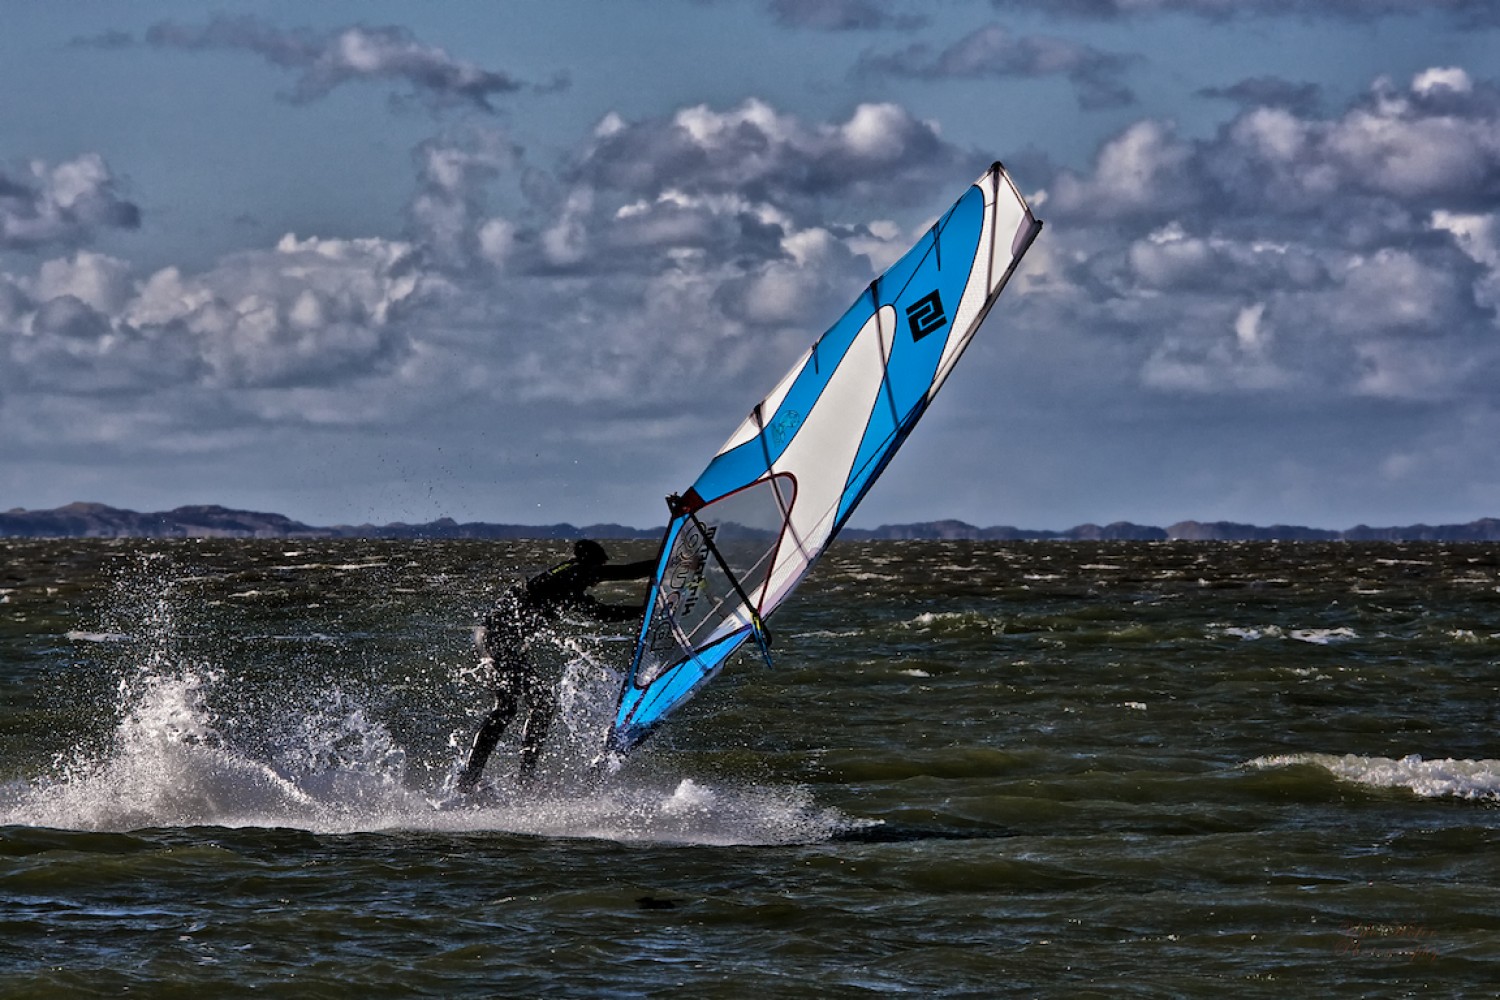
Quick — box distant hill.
[0,502,659,541]
[5,502,1500,542]
[838,517,1500,542]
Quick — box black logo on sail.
[905,290,947,342]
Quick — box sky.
[4,0,1500,532]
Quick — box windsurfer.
[457,539,653,791]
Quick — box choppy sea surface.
[2,538,1498,997]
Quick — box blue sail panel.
[835,187,987,526]
[611,628,749,750]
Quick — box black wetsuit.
[457,552,653,791]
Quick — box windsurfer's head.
[573,538,609,566]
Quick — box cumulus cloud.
[856,24,1138,110]
[0,154,140,251]
[0,235,427,400]
[452,96,977,398]
[419,99,950,416]
[573,99,973,216]
[405,127,524,271]
[142,15,548,112]
[1047,119,1199,220]
[1433,209,1500,309]
[1031,68,1500,403]
[146,234,425,387]
[9,68,1497,479]
[1048,68,1500,223]
[1,95,966,458]
[988,0,1500,27]
[2,253,203,396]
[420,101,954,416]
[365,93,980,407]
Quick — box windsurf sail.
[607,162,1042,754]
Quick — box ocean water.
[2,538,1498,997]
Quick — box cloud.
[0,154,140,251]
[1047,119,1199,220]
[572,99,974,217]
[8,71,1496,484]
[857,24,1138,110]
[0,95,962,460]
[1048,68,1500,223]
[1433,208,1500,309]
[405,127,524,271]
[68,29,134,50]
[142,15,548,112]
[1030,68,1500,403]
[766,0,925,31]
[435,98,977,413]
[0,235,427,401]
[1,253,204,396]
[419,100,946,412]
[1197,76,1323,116]
[988,0,1500,27]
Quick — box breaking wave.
[1248,752,1500,801]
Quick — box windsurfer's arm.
[588,599,646,623]
[598,558,655,582]
[571,556,653,621]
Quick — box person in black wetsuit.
[457,539,653,791]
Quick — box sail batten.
[607,162,1042,754]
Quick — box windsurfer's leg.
[457,686,518,792]
[516,680,557,789]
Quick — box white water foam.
[1249,752,1500,801]
[0,663,848,844]
[2,550,851,846]
[1288,627,1358,645]
[2,631,846,846]
[66,630,132,643]
[904,610,996,633]
[1213,624,1357,644]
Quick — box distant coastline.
[5,501,1500,542]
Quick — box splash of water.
[2,663,847,843]
[3,557,851,845]
[13,669,324,831]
